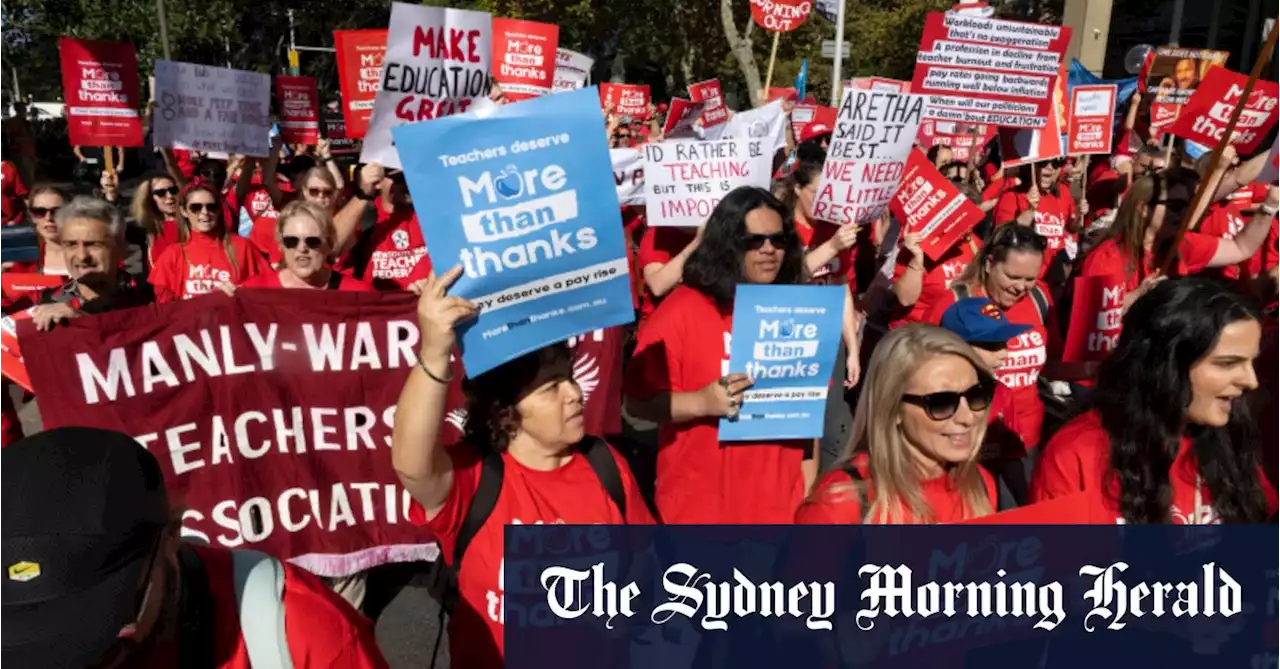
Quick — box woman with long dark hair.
[625,186,813,524]
[1032,278,1276,523]
[148,180,270,302]
[129,174,181,266]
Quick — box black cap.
[2,427,170,668]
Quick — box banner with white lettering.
[57,38,144,148]
[642,138,773,227]
[392,87,634,376]
[491,18,558,101]
[812,89,926,226]
[360,3,491,169]
[688,79,729,128]
[153,60,272,156]
[611,148,645,206]
[275,75,321,145]
[333,29,388,139]
[552,48,594,93]
[890,149,985,261]
[1066,84,1116,155]
[1169,67,1280,155]
[1063,274,1127,364]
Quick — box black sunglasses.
[29,206,60,218]
[902,381,995,421]
[744,232,793,251]
[186,202,216,214]
[152,187,179,198]
[283,235,324,250]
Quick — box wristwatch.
[1261,203,1279,218]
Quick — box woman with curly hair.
[1032,278,1277,523]
[625,186,811,524]
[392,266,653,669]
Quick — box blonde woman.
[128,174,181,268]
[796,324,997,524]
[239,201,373,291]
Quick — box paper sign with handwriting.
[153,60,272,156]
[552,48,593,93]
[643,138,773,227]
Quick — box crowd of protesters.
[0,55,1277,669]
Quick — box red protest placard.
[911,12,1071,129]
[491,18,559,101]
[1066,84,1116,155]
[916,121,995,163]
[890,149,985,261]
[662,98,706,139]
[333,29,388,139]
[1,273,65,300]
[275,76,320,145]
[688,79,729,128]
[960,491,1112,524]
[600,83,650,118]
[765,87,798,103]
[57,38,144,148]
[1062,274,1127,364]
[0,307,36,393]
[749,0,811,32]
[1170,67,1280,156]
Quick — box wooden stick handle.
[763,32,781,101]
[103,146,116,176]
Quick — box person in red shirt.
[1,427,388,668]
[149,181,271,303]
[1190,146,1277,283]
[796,324,997,524]
[1,158,28,225]
[129,174,182,270]
[238,201,373,292]
[625,187,813,524]
[994,160,1086,273]
[1032,278,1277,523]
[781,161,858,286]
[637,225,701,321]
[334,164,428,290]
[890,230,976,328]
[392,268,653,669]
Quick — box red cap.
[798,106,839,143]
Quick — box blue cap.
[940,297,1033,345]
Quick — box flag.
[795,59,809,100]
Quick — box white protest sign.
[714,99,788,154]
[360,3,491,169]
[642,137,772,227]
[612,148,645,206]
[152,61,271,157]
[812,89,926,226]
[552,48,594,92]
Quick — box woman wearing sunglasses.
[149,181,271,303]
[238,201,373,291]
[994,160,1084,273]
[2,185,69,276]
[625,186,812,524]
[926,223,1062,451]
[1032,278,1276,524]
[129,174,182,268]
[796,325,996,524]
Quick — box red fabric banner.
[57,38,144,148]
[1066,84,1116,156]
[749,0,811,32]
[600,83,650,118]
[334,29,388,139]
[1170,67,1280,155]
[688,79,729,128]
[275,76,320,145]
[890,149,985,261]
[491,18,559,101]
[1062,274,1127,364]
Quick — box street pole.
[1168,0,1185,46]
[830,0,847,106]
[156,0,173,60]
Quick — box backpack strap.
[325,269,344,290]
[176,545,217,669]
[1028,284,1050,327]
[453,450,505,568]
[580,437,628,520]
[231,549,294,669]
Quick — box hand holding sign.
[701,373,754,419]
[412,266,479,359]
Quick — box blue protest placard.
[392,87,635,376]
[720,284,844,441]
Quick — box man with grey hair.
[29,196,153,331]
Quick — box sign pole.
[1160,21,1279,275]
[103,146,115,176]
[763,31,781,99]
[830,0,847,106]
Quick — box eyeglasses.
[282,235,324,250]
[29,206,60,218]
[902,381,995,421]
[152,187,179,198]
[306,187,335,198]
[744,232,793,251]
[186,202,216,214]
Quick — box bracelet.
[1261,203,1279,218]
[417,355,454,384]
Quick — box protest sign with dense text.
[492,18,558,101]
[1169,67,1279,155]
[643,138,773,227]
[552,48,593,92]
[152,61,272,157]
[392,87,634,376]
[361,3,491,169]
[58,38,144,148]
[890,149,985,262]
[334,29,388,139]
[720,285,843,441]
[275,76,320,145]
[1066,84,1116,156]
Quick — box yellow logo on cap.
[8,561,41,582]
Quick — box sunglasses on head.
[152,187,179,198]
[902,381,995,421]
[283,235,324,250]
[186,202,216,214]
[744,232,793,251]
[29,206,60,218]
[991,225,1048,252]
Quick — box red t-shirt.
[626,286,809,524]
[347,202,428,290]
[889,234,980,328]
[1227,183,1269,211]
[238,269,375,292]
[409,445,653,669]
[795,218,855,285]
[795,458,997,524]
[994,185,1077,268]
[148,219,181,269]
[127,545,387,668]
[981,175,1011,203]
[1030,411,1279,523]
[1080,234,1219,293]
[1197,200,1257,281]
[170,148,200,180]
[928,286,1059,449]
[1,160,27,225]
[150,232,272,303]
[636,226,696,320]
